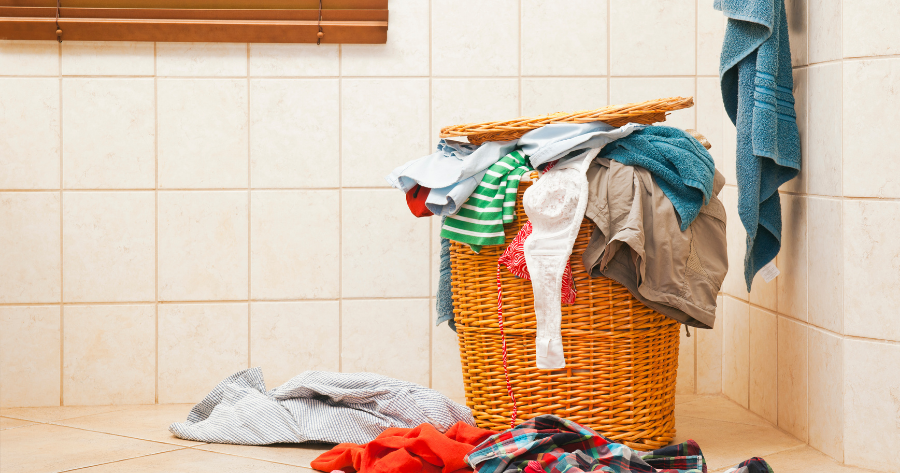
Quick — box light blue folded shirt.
[519,121,646,169]
[385,139,518,216]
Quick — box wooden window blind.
[0,0,388,43]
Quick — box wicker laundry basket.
[447,97,696,450]
[451,185,680,451]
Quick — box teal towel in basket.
[716,0,801,291]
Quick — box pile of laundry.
[387,122,728,369]
[170,368,772,473]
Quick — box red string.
[497,263,517,429]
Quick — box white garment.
[522,148,601,369]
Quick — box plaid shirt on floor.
[466,415,770,473]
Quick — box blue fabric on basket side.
[436,231,456,332]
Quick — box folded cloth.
[441,150,532,252]
[436,233,456,331]
[582,158,727,329]
[716,0,801,290]
[723,457,774,473]
[517,122,644,169]
[499,220,577,306]
[310,422,495,473]
[386,139,518,217]
[597,126,716,231]
[169,368,474,445]
[466,414,710,473]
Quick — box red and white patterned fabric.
[498,220,577,305]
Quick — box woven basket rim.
[439,96,694,143]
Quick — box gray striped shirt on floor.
[169,368,475,445]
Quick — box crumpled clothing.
[310,421,495,473]
[597,126,716,231]
[441,150,532,252]
[517,122,644,169]
[386,139,518,217]
[169,368,474,446]
[582,158,727,329]
[465,414,709,473]
[499,220,576,305]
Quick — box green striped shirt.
[441,150,532,252]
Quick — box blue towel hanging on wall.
[715,0,801,291]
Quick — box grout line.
[4,187,404,192]
[0,73,732,80]
[58,40,64,407]
[153,41,159,405]
[427,0,434,389]
[720,294,900,346]
[838,3,846,461]
[338,41,344,373]
[246,42,252,370]
[56,446,193,472]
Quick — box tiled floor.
[0,395,875,473]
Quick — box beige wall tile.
[249,44,338,77]
[61,78,155,190]
[696,296,723,394]
[0,306,60,408]
[431,315,465,403]
[721,187,749,300]
[785,0,809,66]
[808,328,843,462]
[809,0,842,63]
[721,111,738,186]
[697,1,725,76]
[250,190,339,300]
[778,316,808,442]
[61,41,154,76]
[250,302,339,388]
[342,299,429,386]
[342,190,430,298]
[723,297,750,408]
[609,78,695,130]
[609,0,695,76]
[157,79,248,189]
[158,191,248,301]
[843,59,900,198]
[63,305,155,406]
[749,308,778,424]
[807,63,842,197]
[0,192,60,303]
[249,79,339,189]
[750,273,777,312]
[843,200,900,342]
[521,78,607,117]
[677,328,696,395]
[341,78,430,187]
[777,194,808,321]
[432,79,519,148]
[842,0,900,58]
[808,197,842,334]
[0,40,59,76]
[0,78,60,190]
[521,0,607,76]
[156,43,247,77]
[780,68,808,194]
[431,0,518,77]
[62,192,155,303]
[697,78,725,171]
[843,339,900,472]
[158,303,248,403]
[341,0,429,76]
